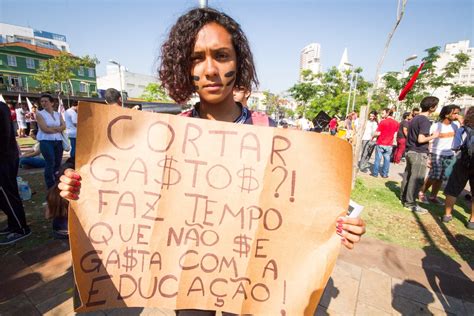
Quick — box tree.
[140,83,171,102]
[381,46,472,108]
[35,52,98,95]
[288,67,371,119]
[263,90,282,119]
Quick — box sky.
[1,0,472,93]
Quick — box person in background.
[345,114,353,141]
[65,101,78,159]
[411,107,420,118]
[105,88,123,107]
[358,111,378,173]
[393,112,412,164]
[400,96,439,215]
[29,104,38,135]
[0,101,30,245]
[371,108,399,178]
[36,94,65,189]
[233,86,251,107]
[419,104,460,204]
[442,106,474,228]
[8,103,18,136]
[22,104,31,136]
[19,129,46,169]
[329,115,338,136]
[16,103,27,137]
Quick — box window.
[9,76,22,88]
[88,68,95,77]
[7,55,17,67]
[80,82,87,92]
[78,66,84,76]
[26,58,35,69]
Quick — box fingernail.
[72,174,81,180]
[336,228,342,234]
[337,222,343,229]
[337,218,343,223]
[341,237,346,242]
[74,181,81,187]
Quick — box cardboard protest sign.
[70,102,352,315]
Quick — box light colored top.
[15,108,25,123]
[37,110,62,141]
[65,108,78,138]
[362,120,378,141]
[429,122,457,156]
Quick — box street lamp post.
[109,60,125,107]
[351,73,359,112]
[199,0,208,8]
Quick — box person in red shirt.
[371,108,399,178]
[329,115,338,135]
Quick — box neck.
[442,118,451,125]
[420,111,430,117]
[198,95,241,122]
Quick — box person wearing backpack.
[442,106,474,229]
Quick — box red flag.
[398,62,424,101]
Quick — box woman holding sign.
[58,7,366,314]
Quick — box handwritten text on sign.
[70,102,352,315]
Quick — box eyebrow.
[192,47,233,53]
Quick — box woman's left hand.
[336,217,366,250]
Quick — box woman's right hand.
[58,168,82,200]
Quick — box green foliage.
[35,52,98,95]
[263,90,283,118]
[288,67,371,119]
[140,83,171,102]
[381,46,472,108]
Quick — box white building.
[300,43,321,80]
[338,48,351,72]
[97,65,159,98]
[248,91,267,112]
[432,40,474,109]
[0,22,70,52]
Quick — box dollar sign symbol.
[237,166,259,193]
[123,246,138,272]
[233,234,252,258]
[155,155,181,189]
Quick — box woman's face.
[40,97,53,110]
[191,22,237,105]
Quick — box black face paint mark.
[194,85,199,91]
[226,77,236,87]
[192,76,200,81]
[224,71,236,78]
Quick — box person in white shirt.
[65,102,78,159]
[358,111,378,172]
[419,104,460,204]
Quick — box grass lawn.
[16,136,36,147]
[352,175,474,264]
[0,171,52,258]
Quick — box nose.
[204,56,218,78]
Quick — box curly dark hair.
[463,106,474,128]
[159,7,258,104]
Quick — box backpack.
[460,126,474,167]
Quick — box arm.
[418,131,439,144]
[403,126,408,137]
[21,144,41,158]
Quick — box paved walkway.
[0,236,472,315]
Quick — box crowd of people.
[346,97,473,229]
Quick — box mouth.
[203,83,223,92]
